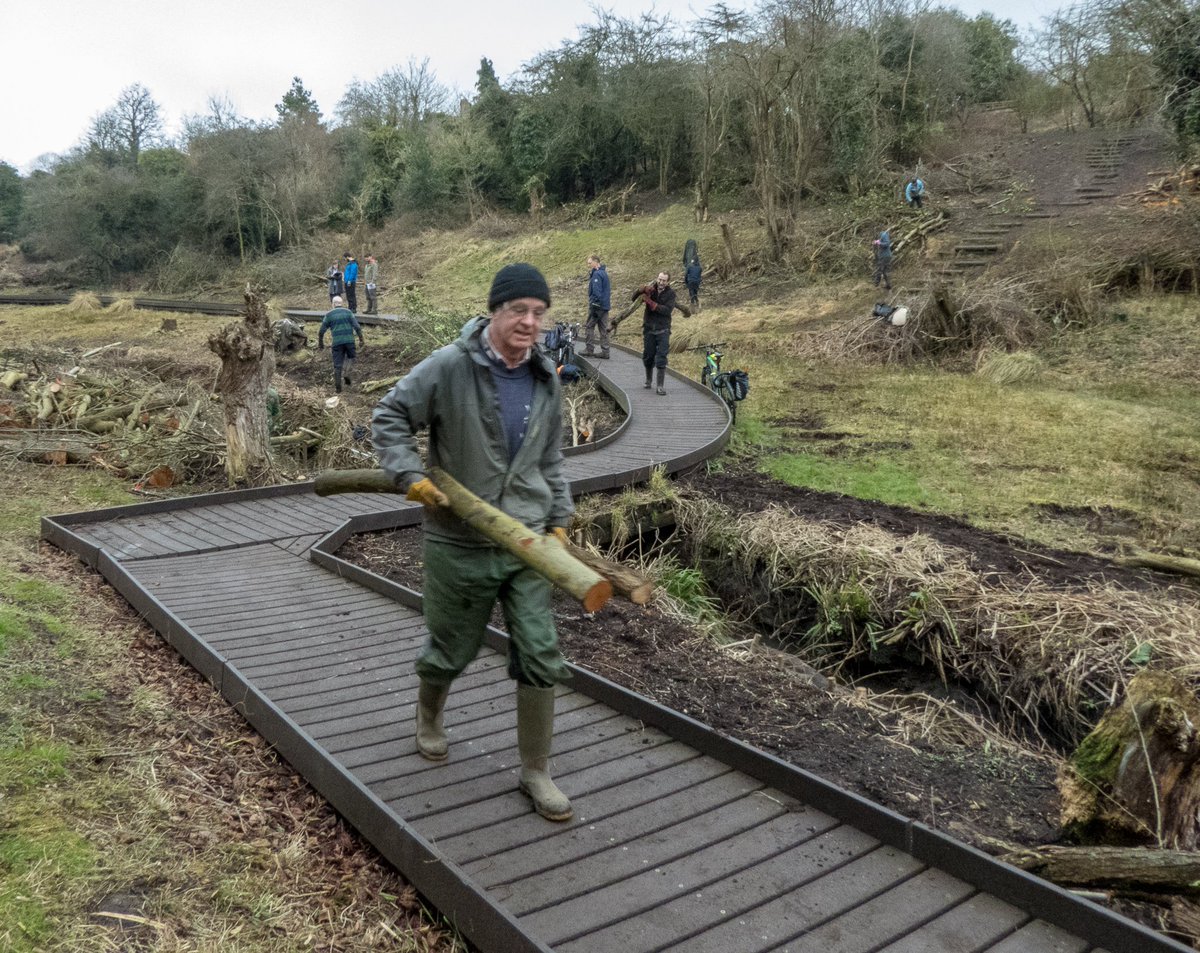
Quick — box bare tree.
[337,57,452,130]
[88,83,164,164]
[1033,2,1111,127]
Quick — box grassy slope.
[363,198,1198,554]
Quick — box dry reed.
[64,291,102,314]
[674,494,1200,742]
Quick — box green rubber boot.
[516,684,573,821]
[415,680,449,761]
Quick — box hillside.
[5,114,1200,950]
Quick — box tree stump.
[207,287,275,484]
[1060,670,1200,848]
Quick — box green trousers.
[416,539,570,689]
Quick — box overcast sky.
[1,0,1059,173]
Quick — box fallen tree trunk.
[313,467,612,612]
[1003,845,1200,892]
[1113,549,1200,580]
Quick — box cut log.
[1060,670,1200,848]
[1113,550,1200,580]
[1,371,27,390]
[563,541,654,605]
[313,467,613,612]
[1003,845,1200,892]
[611,287,690,332]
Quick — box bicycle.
[691,342,749,423]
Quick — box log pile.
[0,353,223,485]
[1132,164,1200,207]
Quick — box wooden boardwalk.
[43,344,1185,953]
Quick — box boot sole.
[518,780,574,821]
[416,741,449,761]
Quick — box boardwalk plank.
[361,705,616,798]
[465,774,775,889]
[507,798,840,919]
[779,868,975,953]
[397,724,677,821]
[415,741,702,843]
[590,845,920,953]
[981,920,1091,952]
[873,893,1029,953]
[549,826,889,951]
[438,754,730,863]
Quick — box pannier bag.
[727,369,750,401]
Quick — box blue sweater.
[343,259,359,284]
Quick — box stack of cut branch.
[0,354,225,484]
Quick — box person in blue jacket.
[583,254,611,359]
[342,253,360,313]
[905,177,926,209]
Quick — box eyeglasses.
[503,303,548,320]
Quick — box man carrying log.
[371,262,576,822]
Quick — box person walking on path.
[635,271,677,396]
[371,262,576,823]
[326,261,344,305]
[318,295,365,394]
[583,254,611,359]
[364,254,380,315]
[342,253,359,313]
[905,176,926,209]
[684,256,702,310]
[873,230,893,290]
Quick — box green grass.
[413,204,757,309]
[0,741,71,790]
[731,294,1200,550]
[765,452,957,510]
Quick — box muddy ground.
[341,458,1200,939]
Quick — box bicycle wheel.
[713,375,737,424]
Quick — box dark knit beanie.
[487,263,551,311]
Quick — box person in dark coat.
[326,262,344,304]
[684,258,702,310]
[635,272,677,396]
[872,230,893,290]
[583,254,611,358]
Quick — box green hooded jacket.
[371,316,572,545]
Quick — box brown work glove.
[406,477,449,510]
[547,527,570,546]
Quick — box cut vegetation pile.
[674,494,1200,743]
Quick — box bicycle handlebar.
[689,342,727,351]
